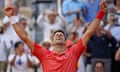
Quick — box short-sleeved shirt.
[32,38,86,72]
[83,0,101,23]
[89,34,112,59]
[8,53,32,72]
[62,0,84,24]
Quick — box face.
[70,32,78,39]
[48,14,56,23]
[116,0,120,6]
[52,32,66,44]
[97,24,104,33]
[95,63,104,72]
[16,43,24,53]
[20,20,27,29]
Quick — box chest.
[15,55,27,66]
[42,52,77,72]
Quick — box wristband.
[9,16,19,25]
[96,10,105,20]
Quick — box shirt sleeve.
[32,43,48,62]
[62,1,69,15]
[71,38,87,60]
[36,14,45,29]
[8,54,15,62]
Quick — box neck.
[52,44,66,54]
[18,51,23,56]
[49,21,55,24]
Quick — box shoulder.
[8,54,15,61]
[63,0,70,5]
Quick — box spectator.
[5,1,107,72]
[106,0,114,13]
[111,0,120,25]
[41,41,51,50]
[105,14,120,42]
[19,17,32,38]
[2,5,25,45]
[83,0,101,23]
[37,9,66,42]
[105,13,120,72]
[67,14,85,38]
[8,41,32,72]
[62,0,84,24]
[94,61,104,72]
[90,22,113,72]
[0,21,11,72]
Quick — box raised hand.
[99,0,107,12]
[5,4,15,17]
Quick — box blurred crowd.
[0,0,120,72]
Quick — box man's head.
[14,41,24,53]
[97,21,104,33]
[95,61,104,72]
[45,10,57,24]
[114,0,120,6]
[19,17,27,29]
[51,29,66,45]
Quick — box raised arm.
[82,1,107,46]
[4,5,34,51]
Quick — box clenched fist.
[99,0,107,12]
[5,4,15,17]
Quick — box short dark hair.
[14,41,24,50]
[19,17,27,23]
[51,29,67,40]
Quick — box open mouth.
[57,38,61,40]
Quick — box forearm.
[82,9,106,46]
[36,14,45,24]
[88,19,100,34]
[10,55,16,65]
[13,23,28,42]
[82,19,101,45]
[27,56,32,67]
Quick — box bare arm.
[82,1,107,46]
[4,4,34,51]
[82,19,102,46]
[13,23,34,51]
[115,48,120,61]
[26,55,33,67]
